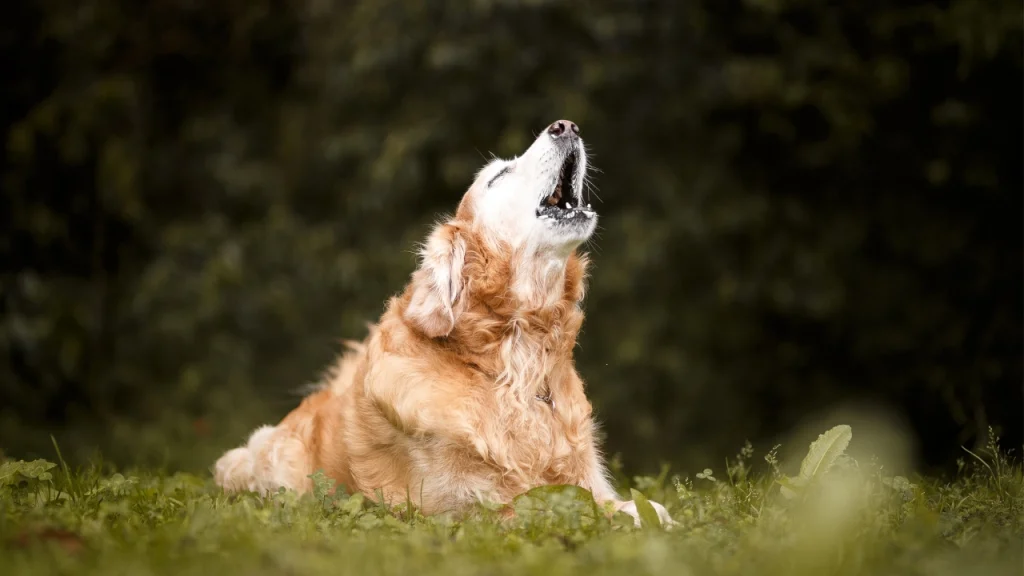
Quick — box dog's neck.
[510,249,573,309]
[477,245,588,402]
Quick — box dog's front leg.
[581,446,675,528]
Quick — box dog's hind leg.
[213,425,313,496]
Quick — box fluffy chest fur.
[342,305,596,513]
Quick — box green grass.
[1,427,1021,576]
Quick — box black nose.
[547,119,580,138]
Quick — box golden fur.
[213,120,672,525]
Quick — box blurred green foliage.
[1,0,1021,473]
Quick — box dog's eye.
[487,166,511,188]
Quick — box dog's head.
[403,120,596,338]
[458,119,596,251]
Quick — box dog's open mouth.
[536,150,594,222]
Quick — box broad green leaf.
[0,461,23,487]
[778,425,853,499]
[798,425,853,482]
[512,484,599,516]
[776,475,806,500]
[514,484,598,504]
[0,460,57,488]
[630,488,663,530]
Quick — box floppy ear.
[403,223,467,338]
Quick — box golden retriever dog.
[213,119,673,526]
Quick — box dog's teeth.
[566,202,572,209]
[587,204,591,209]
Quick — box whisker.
[584,180,604,204]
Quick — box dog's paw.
[615,499,677,528]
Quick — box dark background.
[1,0,1021,477]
